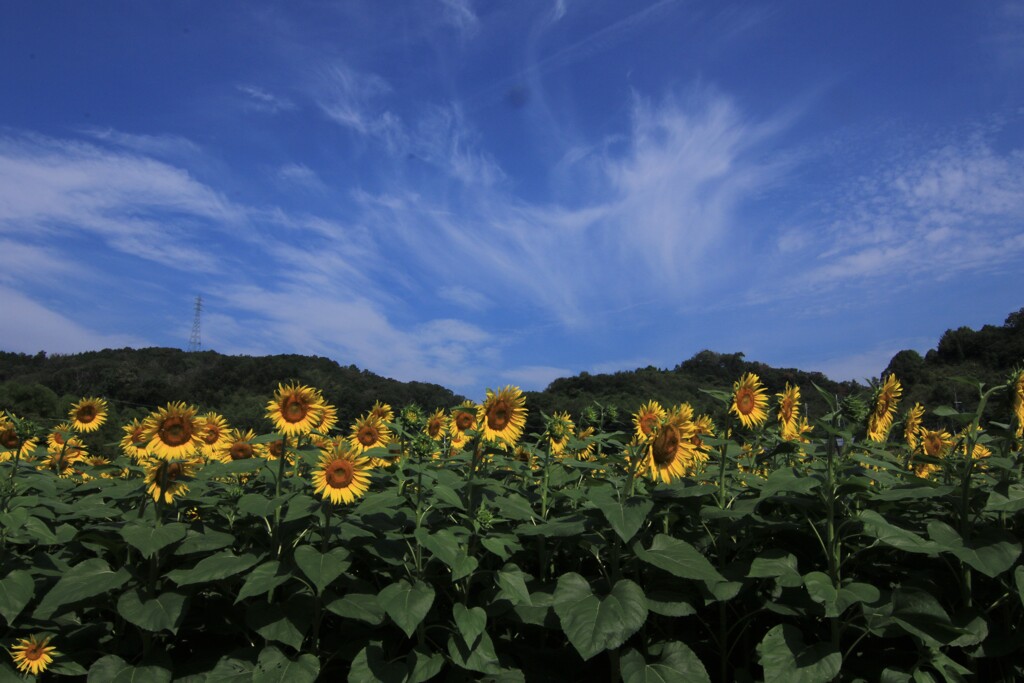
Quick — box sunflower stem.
[273,433,288,556]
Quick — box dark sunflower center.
[202,427,221,445]
[652,427,680,466]
[160,417,192,447]
[77,405,97,422]
[0,428,19,448]
[283,397,308,423]
[357,425,379,447]
[326,460,355,488]
[737,390,755,415]
[639,414,658,436]
[165,462,184,482]
[53,431,66,445]
[23,644,44,661]
[230,443,253,460]
[690,435,703,448]
[455,412,474,430]
[487,399,512,431]
[427,419,443,437]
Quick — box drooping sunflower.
[119,418,150,462]
[38,441,86,478]
[196,412,232,460]
[10,634,59,676]
[904,403,925,451]
[956,425,991,461]
[140,402,202,459]
[348,414,392,454]
[46,421,75,450]
[573,426,597,461]
[76,455,114,481]
[645,407,699,484]
[424,409,448,441]
[369,401,395,424]
[776,384,801,440]
[145,457,198,505]
[633,400,667,441]
[312,439,373,505]
[477,386,528,446]
[921,429,953,458]
[1011,368,1024,438]
[547,411,575,456]
[266,383,325,436]
[69,396,108,433]
[731,374,769,429]
[867,374,902,442]
[0,419,37,461]
[448,427,470,457]
[213,428,267,463]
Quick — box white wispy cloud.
[314,64,406,150]
[439,0,480,35]
[236,84,297,113]
[277,163,328,192]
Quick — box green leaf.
[859,510,939,554]
[378,579,435,638]
[453,603,487,649]
[294,545,350,594]
[592,489,654,542]
[34,558,130,619]
[166,551,261,586]
[235,561,289,603]
[119,522,188,558]
[246,594,315,650]
[23,516,58,544]
[645,590,696,617]
[349,644,405,683]
[759,467,821,498]
[432,484,465,510]
[87,654,172,683]
[116,589,187,634]
[175,529,235,555]
[1016,566,1024,607]
[748,550,802,588]
[620,642,711,683]
[205,657,256,683]
[495,565,533,606]
[803,572,840,617]
[448,631,502,674]
[553,573,648,661]
[634,534,725,584]
[926,522,1021,578]
[406,649,445,683]
[757,624,842,683]
[252,646,319,683]
[890,587,965,646]
[326,592,385,625]
[0,570,33,624]
[414,528,477,581]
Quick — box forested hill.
[0,348,463,434]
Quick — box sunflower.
[140,402,202,459]
[194,412,232,460]
[369,401,395,424]
[547,411,575,456]
[448,428,470,457]
[731,374,769,429]
[69,396,108,432]
[921,429,953,458]
[424,409,448,441]
[145,457,198,505]
[477,386,528,446]
[0,420,37,462]
[119,418,150,462]
[1011,368,1024,438]
[450,401,479,439]
[348,414,392,455]
[776,384,801,440]
[266,383,325,436]
[312,401,339,434]
[402,404,425,427]
[76,455,114,481]
[10,634,59,676]
[645,405,699,484]
[573,426,597,460]
[312,440,373,505]
[46,421,75,450]
[213,428,267,463]
[689,414,716,459]
[904,403,925,451]
[867,374,902,442]
[38,441,86,478]
[956,425,991,461]
[633,400,667,441]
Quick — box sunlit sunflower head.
[141,402,202,459]
[450,401,479,437]
[573,426,597,460]
[369,400,395,424]
[1011,368,1024,438]
[448,428,470,456]
[76,455,114,481]
[547,411,575,456]
[213,428,267,463]
[690,414,716,453]
[46,421,75,450]
[477,386,528,446]
[312,441,373,505]
[38,441,86,478]
[348,414,392,454]
[633,400,667,441]
[921,429,953,458]
[69,396,108,433]
[904,403,925,451]
[424,409,448,441]
[867,374,902,442]
[776,384,801,439]
[10,634,59,676]
[196,412,232,459]
[956,425,991,460]
[645,412,699,484]
[312,401,339,434]
[145,456,198,505]
[266,383,325,436]
[119,418,150,462]
[731,374,769,428]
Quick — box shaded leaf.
[294,545,350,594]
[326,593,385,625]
[34,558,130,619]
[758,624,841,683]
[87,654,172,683]
[620,642,710,683]
[235,561,289,603]
[553,573,648,661]
[378,579,435,639]
[0,570,33,624]
[166,551,261,586]
[252,646,319,683]
[634,534,725,584]
[116,589,187,634]
[119,522,188,558]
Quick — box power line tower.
[188,296,202,352]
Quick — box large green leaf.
[205,657,256,683]
[453,603,487,649]
[591,489,654,543]
[246,594,315,650]
[889,587,965,646]
[495,565,532,606]
[1016,566,1024,607]
[252,646,319,683]
[859,510,939,554]
[634,534,725,584]
[34,558,130,619]
[174,529,235,555]
[87,654,172,683]
[0,570,33,624]
[294,545,350,594]
[119,522,188,558]
[748,550,802,588]
[326,592,385,625]
[116,589,187,634]
[378,579,435,638]
[349,644,405,683]
[414,528,478,580]
[926,522,1021,578]
[757,624,841,683]
[166,551,261,586]
[448,631,501,675]
[235,561,289,603]
[620,642,711,683]
[553,573,648,661]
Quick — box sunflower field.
[1,371,1023,682]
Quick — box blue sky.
[2,1,1023,396]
